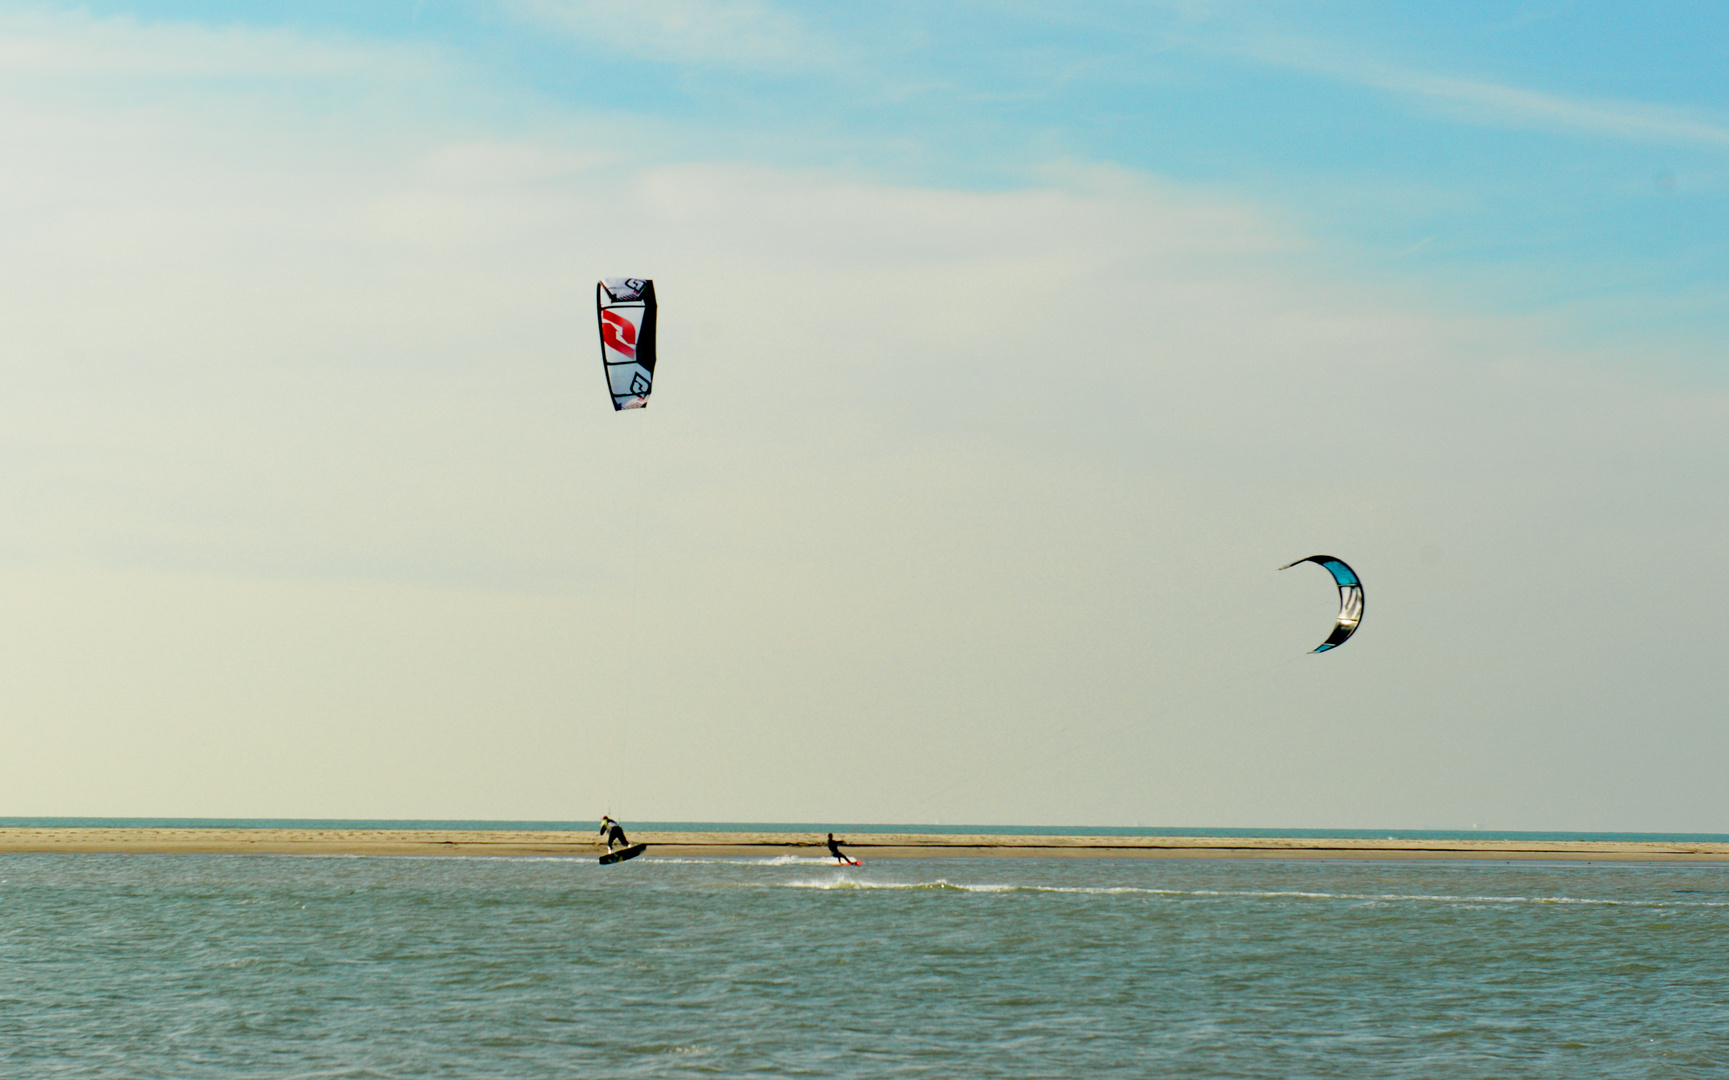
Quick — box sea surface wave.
[2,853,1723,1077]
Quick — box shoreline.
[1,828,1727,862]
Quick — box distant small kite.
[1279,556,1364,653]
[597,278,657,410]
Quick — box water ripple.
[0,854,1723,1078]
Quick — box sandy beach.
[1,828,1726,861]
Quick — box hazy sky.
[2,1,1726,829]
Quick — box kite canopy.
[1278,555,1364,653]
[597,278,657,410]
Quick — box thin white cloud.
[1230,30,1729,148]
[0,8,437,81]
[1366,63,1729,148]
[505,0,829,69]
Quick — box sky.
[1,1,1726,830]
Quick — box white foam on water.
[1181,889,1729,908]
[630,856,847,866]
[761,880,1729,907]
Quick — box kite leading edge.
[597,278,657,410]
[1279,555,1364,653]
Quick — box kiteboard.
[834,857,862,867]
[599,843,647,865]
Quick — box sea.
[2,822,1726,1078]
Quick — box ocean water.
[1,854,1724,1078]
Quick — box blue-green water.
[2,853,1724,1077]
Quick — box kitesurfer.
[600,816,630,851]
[826,833,852,864]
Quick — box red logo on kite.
[601,310,636,358]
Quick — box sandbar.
[0,828,1725,862]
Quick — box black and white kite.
[597,278,657,410]
[1279,556,1364,653]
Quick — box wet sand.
[1,828,1726,861]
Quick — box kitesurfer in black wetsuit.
[826,833,852,864]
[600,816,630,851]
